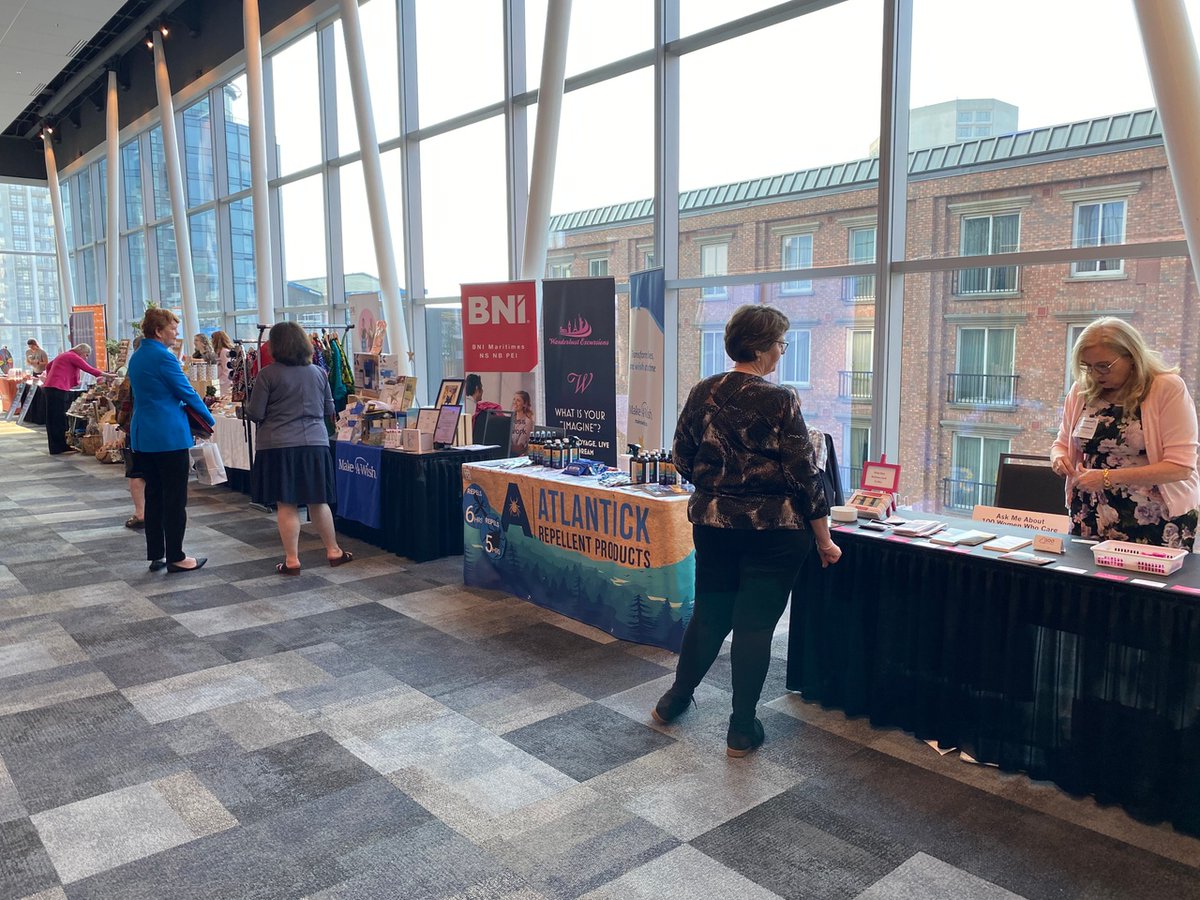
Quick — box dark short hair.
[142,307,179,340]
[724,305,789,362]
[465,374,483,397]
[26,339,37,346]
[269,321,313,366]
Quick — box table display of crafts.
[65,381,121,458]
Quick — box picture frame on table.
[436,378,464,407]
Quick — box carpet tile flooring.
[0,422,1199,899]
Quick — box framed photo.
[436,378,464,408]
[434,404,462,446]
[416,407,440,434]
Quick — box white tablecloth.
[211,415,255,471]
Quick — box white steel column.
[339,0,411,374]
[152,30,199,342]
[105,71,121,338]
[519,0,571,280]
[244,0,275,326]
[1133,0,1200,278]
[43,130,76,325]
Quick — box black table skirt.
[787,523,1200,835]
[334,445,504,562]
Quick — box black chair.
[993,453,1068,514]
[477,409,514,456]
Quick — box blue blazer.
[128,339,216,452]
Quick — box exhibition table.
[0,376,21,412]
[336,444,505,562]
[787,516,1200,835]
[461,461,695,649]
[210,415,255,495]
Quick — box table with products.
[210,414,255,494]
[335,444,506,562]
[787,514,1200,836]
[461,460,695,649]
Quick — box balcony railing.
[942,478,996,510]
[838,370,873,402]
[840,465,863,493]
[954,265,1019,295]
[947,373,1018,406]
[841,274,875,302]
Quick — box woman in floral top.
[653,304,841,758]
[1051,317,1200,550]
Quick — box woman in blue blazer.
[127,308,215,573]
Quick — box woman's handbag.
[185,404,214,438]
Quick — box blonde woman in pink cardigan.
[1051,317,1200,550]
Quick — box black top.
[673,372,830,529]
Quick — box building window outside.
[588,257,609,277]
[642,250,655,269]
[957,213,1019,294]
[700,328,730,378]
[701,242,727,299]
[781,233,813,294]
[949,434,1009,509]
[843,424,871,494]
[122,140,143,230]
[778,328,811,386]
[954,327,1015,404]
[547,262,571,278]
[1073,200,1126,274]
[844,226,875,300]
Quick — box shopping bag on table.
[189,441,228,486]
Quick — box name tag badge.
[1073,416,1099,440]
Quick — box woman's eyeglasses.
[774,340,789,354]
[1078,358,1121,375]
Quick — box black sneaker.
[726,717,765,758]
[651,687,695,724]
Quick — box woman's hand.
[1051,457,1073,477]
[1073,467,1107,493]
[816,541,841,568]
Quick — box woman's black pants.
[673,524,813,724]
[44,387,72,454]
[137,449,191,563]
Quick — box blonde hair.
[72,343,92,357]
[1070,316,1176,409]
[210,330,234,353]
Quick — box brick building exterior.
[547,108,1198,512]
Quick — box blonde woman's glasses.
[1078,358,1121,375]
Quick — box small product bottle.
[659,451,676,486]
[551,440,563,469]
[646,451,660,485]
[628,443,642,482]
[569,437,581,464]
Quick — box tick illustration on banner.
[561,317,592,338]
[568,372,594,394]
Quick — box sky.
[262,0,1200,299]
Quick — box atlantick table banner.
[541,276,617,465]
[334,441,382,529]
[626,268,665,449]
[461,462,694,650]
[460,280,539,372]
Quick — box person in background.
[192,333,217,364]
[116,337,146,529]
[43,343,105,455]
[247,321,352,575]
[211,331,235,399]
[128,308,213,573]
[655,304,841,758]
[0,345,13,374]
[511,390,533,456]
[1051,316,1200,549]
[465,373,502,427]
[25,339,48,375]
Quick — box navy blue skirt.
[252,446,335,506]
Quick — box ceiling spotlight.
[42,126,53,136]
[160,25,169,37]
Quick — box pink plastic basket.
[1090,541,1187,576]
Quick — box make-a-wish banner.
[334,441,382,529]
[626,268,664,449]
[461,463,694,650]
[541,277,617,466]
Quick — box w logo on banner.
[501,482,532,537]
[568,372,593,394]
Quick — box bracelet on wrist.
[1103,468,1112,490]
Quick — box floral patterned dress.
[1069,400,1198,550]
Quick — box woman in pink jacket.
[43,343,105,455]
[1051,317,1200,550]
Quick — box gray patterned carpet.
[1,423,1199,900]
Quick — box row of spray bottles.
[528,431,582,468]
[627,444,680,486]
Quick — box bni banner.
[334,442,382,529]
[626,268,665,449]
[542,277,617,465]
[461,280,539,372]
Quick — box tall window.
[844,227,875,300]
[844,424,871,493]
[701,328,729,377]
[183,98,215,207]
[122,140,143,230]
[547,261,571,278]
[1073,200,1126,274]
[778,328,811,386]
[950,435,1009,509]
[954,327,1015,405]
[588,257,609,277]
[957,213,1019,294]
[700,242,728,299]
[781,233,813,294]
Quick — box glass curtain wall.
[0,183,64,357]
[49,0,1200,509]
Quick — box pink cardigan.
[1051,373,1200,518]
[43,351,103,391]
